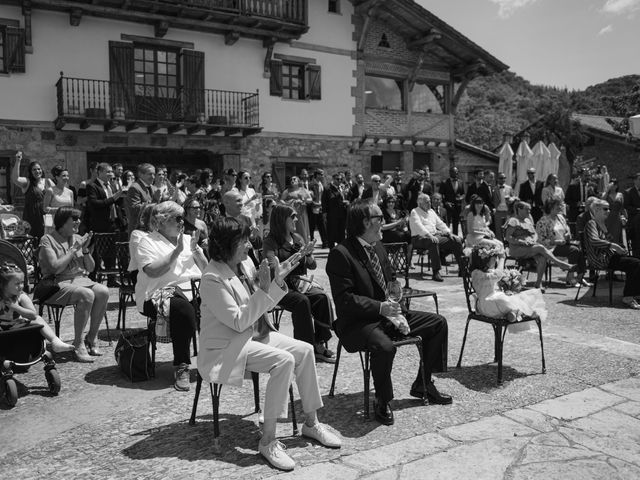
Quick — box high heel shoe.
[84,336,103,356]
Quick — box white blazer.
[197,258,287,386]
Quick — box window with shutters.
[328,0,340,13]
[0,28,4,73]
[270,60,321,101]
[134,47,179,99]
[0,24,26,74]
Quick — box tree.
[603,83,640,135]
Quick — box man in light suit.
[492,172,514,242]
[326,200,451,426]
[125,163,156,236]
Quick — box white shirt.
[496,185,513,211]
[409,207,450,237]
[135,231,201,312]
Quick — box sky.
[417,0,640,90]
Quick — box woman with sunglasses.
[183,197,209,253]
[37,207,107,362]
[135,201,208,390]
[233,170,262,225]
[280,175,312,242]
[263,204,334,363]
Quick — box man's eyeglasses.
[372,180,381,183]
[368,214,384,221]
[602,207,610,211]
[188,206,202,210]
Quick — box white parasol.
[531,141,551,182]
[548,142,560,178]
[515,138,534,186]
[498,140,514,186]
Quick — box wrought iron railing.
[56,76,260,127]
[157,0,307,24]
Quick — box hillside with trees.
[455,72,640,151]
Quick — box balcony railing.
[55,76,260,132]
[158,0,307,24]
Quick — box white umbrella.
[515,139,534,186]
[531,141,551,182]
[548,142,561,178]
[498,140,514,186]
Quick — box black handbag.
[32,277,60,302]
[114,329,153,382]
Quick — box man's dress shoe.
[432,272,444,282]
[410,382,453,405]
[373,399,394,425]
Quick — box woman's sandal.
[84,336,103,356]
[622,298,640,310]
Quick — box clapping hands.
[257,254,302,293]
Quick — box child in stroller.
[1,261,74,352]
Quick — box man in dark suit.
[439,166,465,235]
[624,173,640,257]
[322,172,349,249]
[518,167,544,223]
[466,169,494,210]
[566,169,595,233]
[86,162,126,286]
[309,169,328,248]
[125,163,156,236]
[326,200,451,425]
[349,173,366,202]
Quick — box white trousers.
[245,331,323,420]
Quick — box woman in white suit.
[197,217,341,472]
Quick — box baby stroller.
[1,324,61,407]
[0,239,61,407]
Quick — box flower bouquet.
[498,269,523,295]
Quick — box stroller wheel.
[4,378,18,407]
[45,369,61,395]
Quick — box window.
[270,60,321,100]
[0,25,25,74]
[365,75,404,111]
[134,46,179,99]
[410,84,444,113]
[378,34,390,48]
[328,0,340,13]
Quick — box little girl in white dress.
[469,246,547,332]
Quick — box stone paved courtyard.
[1,249,639,479]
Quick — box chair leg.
[536,319,546,374]
[117,293,123,330]
[361,351,371,419]
[328,341,342,397]
[211,383,222,453]
[289,385,298,435]
[433,294,439,315]
[189,371,203,425]
[104,313,112,345]
[456,318,472,368]
[251,371,261,413]
[415,339,428,405]
[496,325,506,385]
[592,274,599,297]
[493,324,500,363]
[574,282,583,302]
[609,273,614,306]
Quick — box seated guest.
[381,195,411,243]
[327,200,451,426]
[465,195,506,268]
[409,193,464,282]
[584,199,640,309]
[603,180,627,246]
[183,197,209,253]
[536,199,588,287]
[430,193,448,225]
[504,201,575,291]
[262,204,335,363]
[128,203,156,284]
[135,201,208,391]
[38,207,108,362]
[198,217,341,471]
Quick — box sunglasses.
[71,215,81,221]
[372,180,381,183]
[290,214,298,219]
[174,215,184,223]
[188,206,202,210]
[369,214,384,220]
[243,176,251,180]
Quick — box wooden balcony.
[15,0,308,42]
[55,76,262,136]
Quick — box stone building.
[0,0,507,206]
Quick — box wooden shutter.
[307,64,321,100]
[181,49,205,121]
[370,155,383,174]
[108,41,135,118]
[5,27,25,73]
[269,60,282,96]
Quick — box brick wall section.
[364,110,450,139]
[364,19,421,65]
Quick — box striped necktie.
[364,244,387,296]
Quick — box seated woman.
[182,197,209,253]
[1,261,74,352]
[504,201,575,291]
[280,175,312,242]
[135,201,208,391]
[127,203,156,285]
[584,199,640,309]
[38,207,109,362]
[465,195,506,268]
[197,217,341,472]
[536,199,588,287]
[263,205,334,363]
[470,245,547,330]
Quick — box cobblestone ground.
[1,249,639,479]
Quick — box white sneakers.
[259,422,342,471]
[301,422,342,448]
[259,439,295,471]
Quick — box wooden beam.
[125,122,139,132]
[80,119,91,130]
[408,52,425,92]
[54,117,66,130]
[167,123,184,134]
[104,120,119,131]
[451,77,470,114]
[154,20,169,38]
[225,128,241,136]
[357,2,383,51]
[205,126,222,135]
[225,31,240,45]
[147,124,161,134]
[263,38,275,77]
[70,7,82,26]
[187,124,203,135]
[407,29,442,50]
[22,0,33,53]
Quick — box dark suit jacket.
[349,183,365,202]
[466,181,494,210]
[518,181,544,210]
[439,178,465,207]
[362,186,387,205]
[624,186,640,219]
[326,237,395,352]
[125,181,156,235]
[322,184,348,242]
[86,179,118,232]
